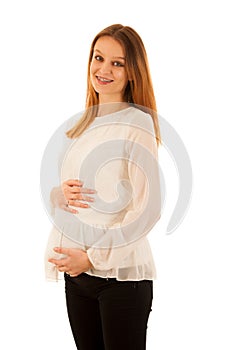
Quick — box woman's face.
[90,36,128,103]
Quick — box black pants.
[64,272,153,350]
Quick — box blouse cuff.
[86,247,122,271]
[86,248,107,270]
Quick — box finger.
[57,266,68,272]
[67,188,97,196]
[81,196,96,202]
[68,186,83,193]
[53,247,70,255]
[68,193,95,201]
[64,186,97,196]
[67,200,90,208]
[61,203,78,214]
[63,179,84,187]
[48,258,67,266]
[69,193,84,200]
[79,188,97,194]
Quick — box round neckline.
[95,106,133,119]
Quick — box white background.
[0,0,232,349]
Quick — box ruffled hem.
[44,226,157,282]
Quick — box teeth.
[98,76,112,82]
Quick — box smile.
[96,76,114,84]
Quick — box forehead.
[94,36,125,57]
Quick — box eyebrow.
[94,49,125,60]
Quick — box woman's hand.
[48,247,93,277]
[50,179,97,214]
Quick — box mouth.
[96,76,114,85]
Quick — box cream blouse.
[44,106,161,281]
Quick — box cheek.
[90,60,98,75]
[90,63,97,88]
[114,69,128,84]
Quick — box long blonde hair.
[67,24,161,146]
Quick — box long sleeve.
[86,113,161,271]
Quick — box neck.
[97,102,130,117]
[98,92,126,104]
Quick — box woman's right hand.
[50,179,97,214]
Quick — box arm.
[86,115,161,270]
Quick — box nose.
[98,60,112,75]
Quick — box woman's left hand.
[48,247,93,277]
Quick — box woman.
[45,24,161,350]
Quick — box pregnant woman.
[44,24,161,350]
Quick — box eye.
[113,61,124,67]
[94,55,103,62]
